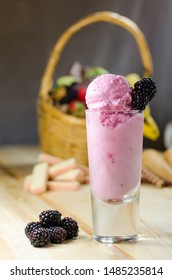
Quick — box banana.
[143,105,160,140]
[126,73,160,141]
[125,73,141,87]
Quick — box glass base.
[93,234,138,244]
[91,187,140,243]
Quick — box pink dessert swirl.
[86,74,132,111]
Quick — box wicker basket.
[38,11,153,165]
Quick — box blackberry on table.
[25,209,79,247]
[60,217,79,239]
[48,226,67,244]
[25,221,42,238]
[29,228,50,247]
[39,210,62,227]
[131,77,157,110]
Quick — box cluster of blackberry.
[131,78,157,111]
[25,210,79,247]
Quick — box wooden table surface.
[0,145,172,260]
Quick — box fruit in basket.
[69,100,86,117]
[77,86,86,102]
[58,84,77,104]
[143,103,160,140]
[57,75,77,87]
[51,86,66,101]
[84,66,108,79]
[50,63,109,118]
[125,73,141,87]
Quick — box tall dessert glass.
[86,109,144,243]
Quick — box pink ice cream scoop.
[86,74,132,111]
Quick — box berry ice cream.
[86,74,132,111]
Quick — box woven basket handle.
[39,11,153,100]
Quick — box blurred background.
[0,0,171,150]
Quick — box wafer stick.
[38,153,62,165]
[48,158,76,178]
[142,149,172,182]
[22,174,32,190]
[54,168,85,182]
[163,147,172,168]
[30,162,48,194]
[47,180,80,191]
[77,164,89,176]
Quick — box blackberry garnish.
[25,221,42,238]
[131,78,157,110]
[39,210,62,227]
[48,226,67,244]
[60,217,79,239]
[29,228,50,247]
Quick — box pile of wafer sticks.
[22,153,89,194]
